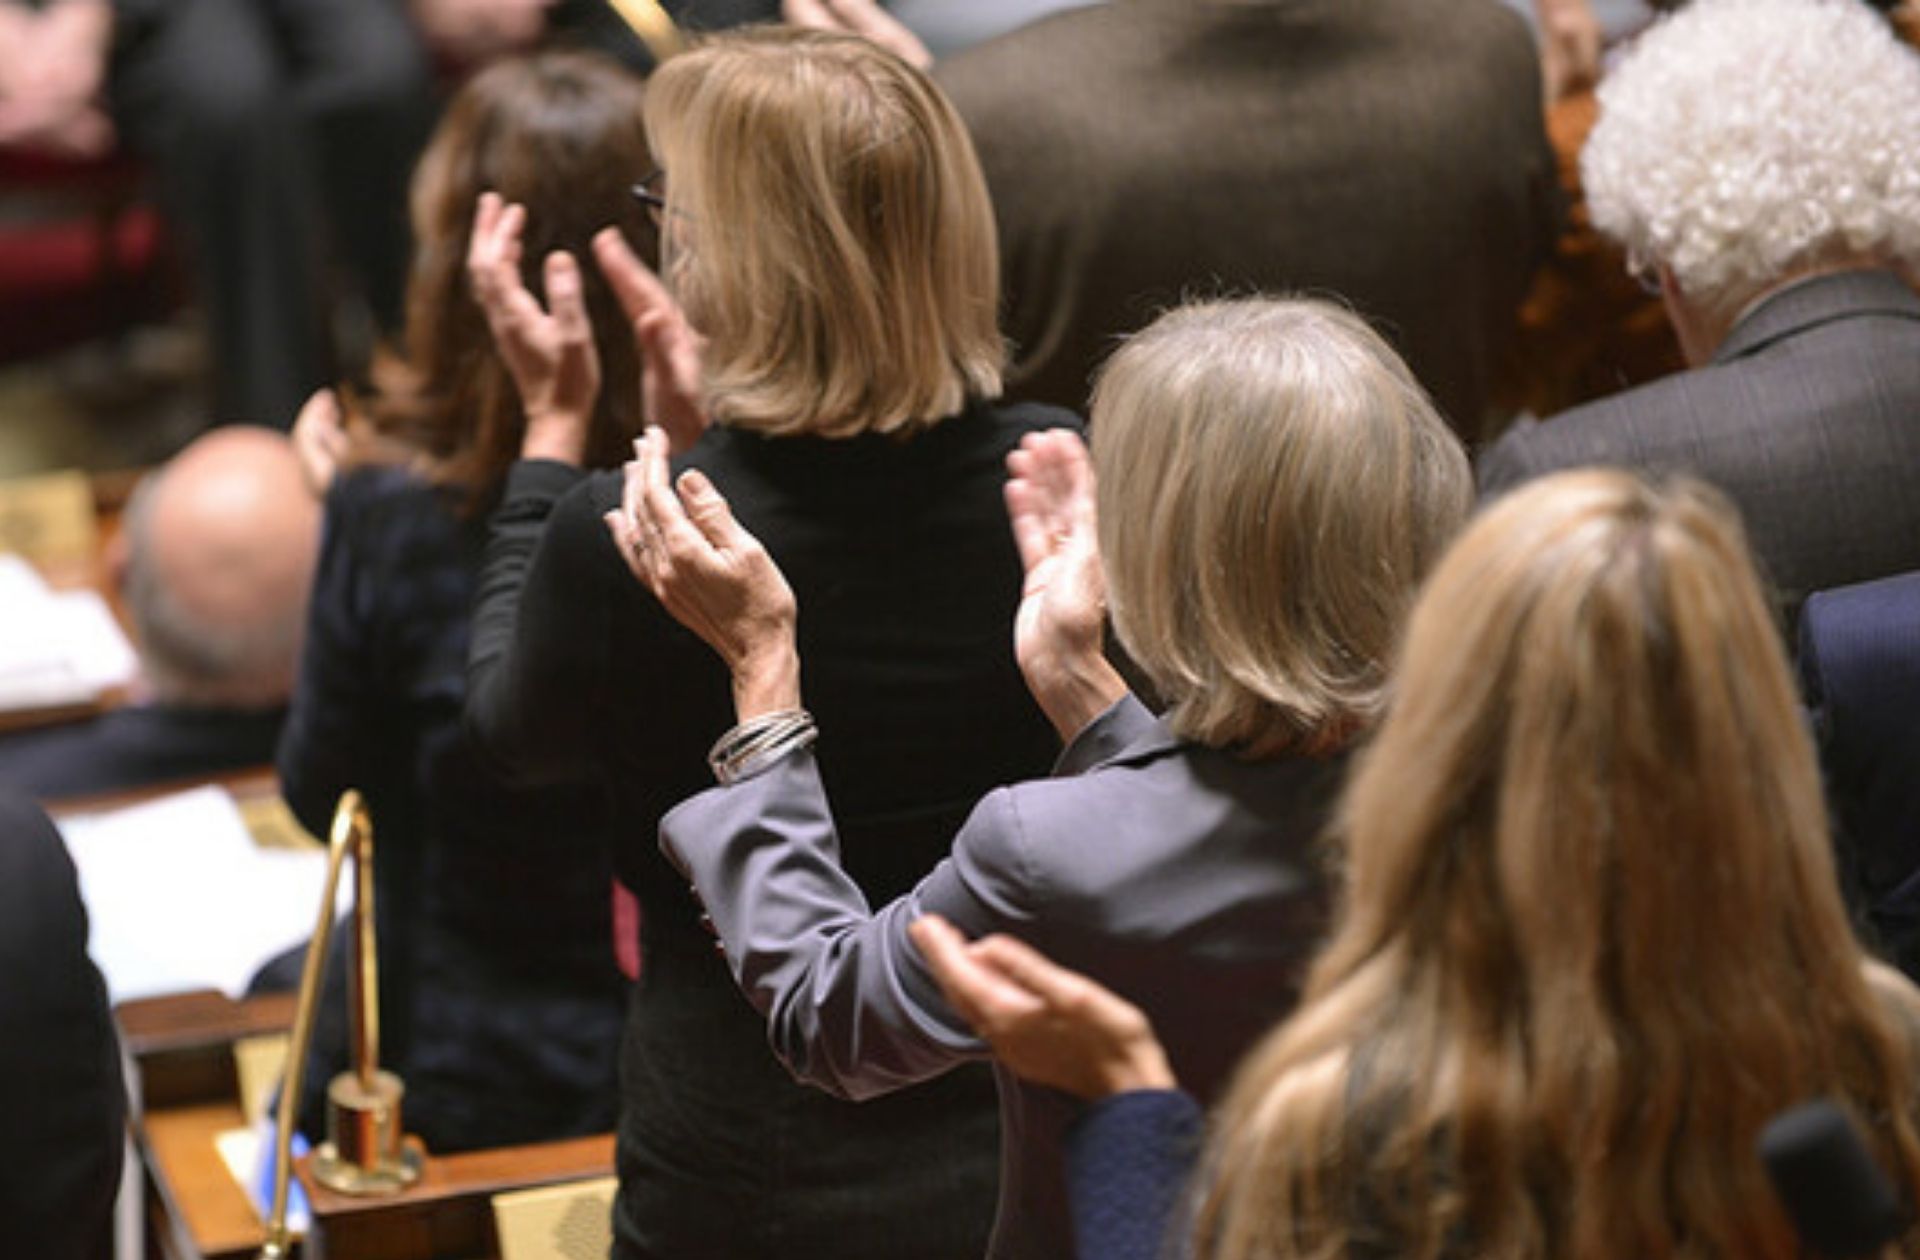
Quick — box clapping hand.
[468,191,601,465]
[593,228,709,454]
[909,915,1176,1101]
[605,427,801,720]
[1005,430,1126,742]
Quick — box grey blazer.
[1478,268,1920,630]
[660,695,1341,1260]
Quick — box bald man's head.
[123,428,321,708]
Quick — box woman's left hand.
[910,915,1176,1100]
[604,426,801,719]
[468,191,602,465]
[594,228,709,455]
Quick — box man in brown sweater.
[935,0,1558,441]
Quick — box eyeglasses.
[631,169,666,222]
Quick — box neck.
[1664,257,1893,366]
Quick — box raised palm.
[1005,430,1108,703]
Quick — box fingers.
[594,227,677,329]
[469,195,546,339]
[622,440,647,537]
[631,426,715,569]
[910,917,1035,1032]
[628,428,672,554]
[970,933,1103,1016]
[1057,433,1099,539]
[1005,429,1094,571]
[1005,473,1055,578]
[676,468,750,554]
[469,194,526,294]
[545,250,589,347]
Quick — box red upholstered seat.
[0,149,175,365]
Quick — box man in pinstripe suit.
[1477,0,1920,630]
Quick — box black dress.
[467,399,1079,1259]
[279,466,626,1154]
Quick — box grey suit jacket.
[660,695,1341,1260]
[1478,269,1920,629]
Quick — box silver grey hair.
[1583,0,1920,315]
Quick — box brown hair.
[359,51,655,507]
[1091,298,1471,756]
[643,27,1004,437]
[1196,472,1920,1260]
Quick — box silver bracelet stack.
[707,709,818,785]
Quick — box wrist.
[1099,1041,1176,1097]
[520,413,587,465]
[731,641,801,721]
[1026,650,1127,745]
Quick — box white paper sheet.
[0,554,138,710]
[58,786,342,1004]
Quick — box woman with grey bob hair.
[614,296,1473,1260]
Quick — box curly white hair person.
[1582,0,1920,361]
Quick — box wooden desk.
[300,1136,616,1260]
[123,985,618,1260]
[119,989,294,1260]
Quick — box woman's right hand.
[910,915,1176,1100]
[605,427,801,720]
[468,191,602,465]
[1005,430,1126,743]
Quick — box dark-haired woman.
[278,51,651,1153]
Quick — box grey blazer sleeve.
[659,748,1047,1101]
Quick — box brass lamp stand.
[605,0,684,62]
[258,791,424,1260]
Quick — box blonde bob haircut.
[643,27,1004,437]
[1196,471,1920,1260]
[1091,298,1471,757]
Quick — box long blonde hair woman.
[1202,470,1920,1260]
